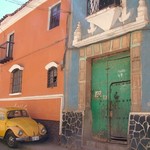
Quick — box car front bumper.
[16,134,47,142]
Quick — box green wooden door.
[91,52,130,141]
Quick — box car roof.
[0,107,26,113]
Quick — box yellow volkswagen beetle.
[0,107,47,148]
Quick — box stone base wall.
[129,113,150,150]
[35,119,60,144]
[61,111,83,148]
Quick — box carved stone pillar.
[73,22,81,45]
[136,0,148,22]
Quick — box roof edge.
[0,0,47,32]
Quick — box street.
[0,140,68,150]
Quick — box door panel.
[110,81,131,139]
[91,58,108,139]
[108,56,130,140]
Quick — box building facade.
[0,0,70,143]
[62,0,150,150]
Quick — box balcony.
[0,41,14,64]
[87,0,121,15]
[86,0,122,32]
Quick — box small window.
[11,69,22,93]
[49,3,61,29]
[47,67,57,87]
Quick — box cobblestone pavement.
[0,140,68,150]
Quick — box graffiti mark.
[13,104,27,110]
[95,91,102,98]
[118,69,126,78]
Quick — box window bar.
[87,0,121,15]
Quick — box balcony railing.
[0,41,14,64]
[87,0,121,15]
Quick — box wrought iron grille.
[47,67,57,87]
[87,0,121,15]
[0,41,14,63]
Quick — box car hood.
[7,117,39,136]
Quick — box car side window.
[7,110,29,119]
[0,113,5,120]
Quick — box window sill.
[48,26,60,32]
[9,93,22,96]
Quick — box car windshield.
[7,110,29,119]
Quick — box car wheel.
[5,131,17,148]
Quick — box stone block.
[132,60,141,72]
[132,31,142,45]
[101,41,111,53]
[86,46,92,57]
[131,104,141,112]
[122,34,130,49]
[79,82,85,108]
[112,37,120,51]
[79,60,86,71]
[79,71,86,81]
[131,47,141,59]
[132,88,141,105]
[93,43,101,55]
[132,73,141,88]
[80,48,85,57]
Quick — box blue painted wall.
[64,49,79,110]
[70,0,150,41]
[64,0,88,110]
[65,0,150,110]
[141,30,150,111]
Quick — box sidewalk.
[20,141,68,150]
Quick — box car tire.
[5,131,18,148]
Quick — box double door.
[91,52,130,141]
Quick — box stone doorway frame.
[78,31,142,140]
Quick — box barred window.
[49,3,61,29]
[47,67,57,87]
[87,0,121,15]
[11,69,22,93]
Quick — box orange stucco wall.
[0,99,61,121]
[0,0,70,121]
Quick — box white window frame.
[9,64,24,96]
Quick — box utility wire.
[5,0,26,5]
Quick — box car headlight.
[18,130,23,136]
[41,127,47,135]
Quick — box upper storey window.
[87,0,121,15]
[0,32,14,64]
[7,33,14,58]
[49,2,61,29]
